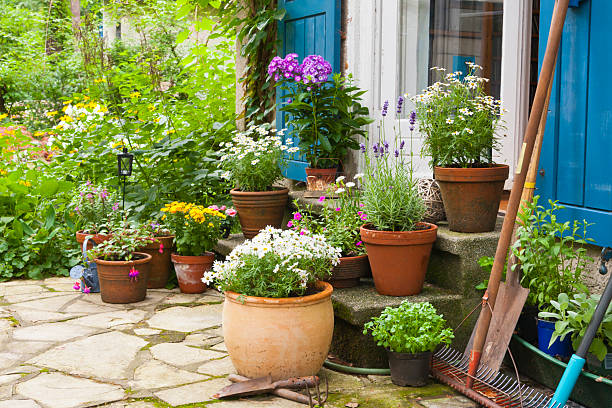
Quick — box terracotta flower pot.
[230,188,289,239]
[360,223,437,296]
[171,252,214,294]
[139,236,175,289]
[328,254,370,288]
[223,281,334,381]
[305,167,338,192]
[95,252,151,304]
[75,230,111,250]
[434,164,509,233]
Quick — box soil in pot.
[76,230,111,250]
[537,318,573,358]
[360,223,437,296]
[328,254,370,288]
[305,167,338,193]
[230,188,289,239]
[434,164,509,233]
[171,252,214,294]
[387,350,432,387]
[95,252,151,304]
[139,236,174,289]
[223,281,334,381]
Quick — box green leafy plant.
[512,196,591,311]
[70,182,122,234]
[538,292,612,361]
[218,125,296,192]
[204,227,341,298]
[412,63,503,168]
[363,301,454,354]
[88,227,156,262]
[161,201,226,256]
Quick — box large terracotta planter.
[223,281,334,381]
[95,252,151,304]
[171,252,213,294]
[360,223,437,296]
[434,164,509,233]
[140,236,175,289]
[328,254,370,288]
[76,230,111,250]
[305,167,337,193]
[230,188,289,239]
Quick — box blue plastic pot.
[537,319,573,357]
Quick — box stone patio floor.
[0,277,479,408]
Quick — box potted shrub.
[364,301,454,386]
[412,63,508,233]
[268,54,372,193]
[71,181,121,248]
[161,201,226,293]
[219,125,295,239]
[290,175,369,288]
[88,228,153,304]
[359,105,436,296]
[137,221,174,289]
[203,227,341,380]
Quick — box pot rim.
[171,252,215,263]
[360,222,438,246]
[225,280,333,307]
[230,187,289,196]
[387,350,433,359]
[94,251,152,266]
[434,163,510,182]
[338,253,368,261]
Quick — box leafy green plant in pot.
[359,102,435,296]
[71,181,122,248]
[219,125,295,239]
[289,175,369,288]
[203,227,341,380]
[364,301,454,386]
[87,227,154,304]
[412,63,508,233]
[161,201,226,294]
[268,54,372,193]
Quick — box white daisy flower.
[345,182,355,188]
[336,176,345,182]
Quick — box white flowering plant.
[219,125,298,192]
[203,227,341,298]
[412,63,503,168]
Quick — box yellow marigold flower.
[0,113,7,121]
[208,223,214,227]
[129,91,141,99]
[45,111,58,117]
[59,115,73,123]
[95,78,104,83]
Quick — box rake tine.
[320,375,329,404]
[305,380,314,408]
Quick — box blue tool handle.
[549,355,585,407]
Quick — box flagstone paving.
[0,277,480,407]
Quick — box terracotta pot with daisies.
[161,201,226,293]
[220,125,292,239]
[87,228,153,304]
[413,63,508,232]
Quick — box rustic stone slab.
[150,343,225,367]
[129,359,208,390]
[196,356,236,376]
[153,378,228,406]
[68,309,147,329]
[12,322,96,342]
[147,304,222,332]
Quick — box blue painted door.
[277,0,341,181]
[538,0,612,246]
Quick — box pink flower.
[129,266,140,280]
[287,220,293,228]
[360,214,368,221]
[86,180,92,186]
[220,205,227,211]
[159,243,164,254]
[335,207,341,212]
[356,241,363,246]
[359,203,365,207]
[83,286,91,294]
[73,281,81,291]
[318,196,326,202]
[293,212,302,221]
[225,208,237,217]
[112,202,120,211]
[86,193,93,199]
[208,204,219,211]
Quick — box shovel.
[214,374,319,399]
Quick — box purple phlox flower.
[299,55,332,85]
[335,207,341,212]
[75,206,80,214]
[287,220,294,228]
[86,193,93,199]
[382,100,389,117]
[360,143,366,153]
[400,140,405,150]
[83,285,91,294]
[394,149,399,158]
[73,281,80,291]
[396,96,404,114]
[318,196,326,203]
[268,54,302,82]
[356,241,363,246]
[100,189,109,199]
[409,111,416,131]
[112,202,119,211]
[79,192,84,196]
[293,212,302,221]
[85,180,92,186]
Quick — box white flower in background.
[465,128,474,134]
[354,173,364,179]
[251,159,260,165]
[446,118,454,124]
[452,131,460,136]
[335,188,346,194]
[287,147,299,153]
[221,171,231,179]
[346,182,355,188]
[336,176,345,182]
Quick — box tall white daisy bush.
[219,125,298,192]
[203,227,341,298]
[412,63,504,168]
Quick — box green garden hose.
[324,359,390,375]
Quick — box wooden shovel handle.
[228,374,312,405]
[273,376,319,389]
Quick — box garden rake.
[431,1,572,407]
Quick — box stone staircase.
[215,190,502,368]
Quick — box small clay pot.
[230,188,289,239]
[360,223,437,296]
[95,252,151,304]
[171,252,214,294]
[387,350,432,387]
[305,167,338,192]
[139,236,175,289]
[434,164,509,233]
[76,230,111,250]
[328,254,370,288]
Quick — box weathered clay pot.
[95,252,151,304]
[434,165,509,233]
[328,254,370,288]
[76,230,111,250]
[140,236,175,289]
[223,281,334,381]
[171,252,213,294]
[230,188,289,239]
[360,223,437,296]
[305,167,338,192]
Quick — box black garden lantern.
[117,147,133,210]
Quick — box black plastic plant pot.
[387,350,432,387]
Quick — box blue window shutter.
[276,0,341,181]
[538,0,612,246]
